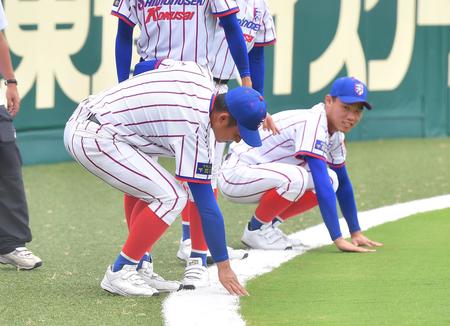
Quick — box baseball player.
[176,0,278,269]
[112,0,252,86]
[63,59,267,296]
[218,77,384,252]
[111,0,257,275]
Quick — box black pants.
[0,105,31,255]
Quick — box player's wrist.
[350,230,362,237]
[4,79,18,87]
[216,260,231,271]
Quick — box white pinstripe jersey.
[112,0,239,66]
[73,60,215,183]
[227,104,347,168]
[210,0,275,80]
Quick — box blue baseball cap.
[330,77,372,110]
[225,87,267,147]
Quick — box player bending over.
[64,59,266,296]
[218,77,383,252]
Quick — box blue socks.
[112,252,153,272]
[248,215,264,231]
[112,253,137,272]
[182,223,191,241]
[190,251,207,267]
[272,217,283,225]
[137,253,152,270]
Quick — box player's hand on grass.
[263,113,280,135]
[334,237,376,253]
[217,260,249,296]
[351,231,384,248]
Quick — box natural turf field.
[0,137,449,325]
[241,208,450,325]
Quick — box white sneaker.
[100,265,159,297]
[272,221,308,248]
[0,247,42,270]
[241,223,293,250]
[181,258,209,290]
[138,261,183,292]
[176,238,191,261]
[178,238,248,264]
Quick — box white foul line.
[163,195,450,326]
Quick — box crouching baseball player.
[218,77,383,252]
[64,59,266,297]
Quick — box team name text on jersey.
[138,0,205,10]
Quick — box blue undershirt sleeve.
[219,14,250,78]
[188,182,229,263]
[248,46,265,95]
[115,19,134,83]
[133,59,160,76]
[306,156,342,240]
[332,165,361,233]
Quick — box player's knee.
[283,167,309,201]
[328,169,339,192]
[171,193,188,217]
[157,192,188,225]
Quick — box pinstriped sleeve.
[294,107,328,161]
[254,0,276,46]
[111,0,138,27]
[327,132,346,167]
[211,0,239,17]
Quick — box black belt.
[213,77,229,85]
[87,114,100,125]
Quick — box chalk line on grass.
[163,195,450,326]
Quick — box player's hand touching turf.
[217,260,249,296]
[334,237,376,253]
[351,231,383,248]
[263,113,280,135]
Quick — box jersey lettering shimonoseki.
[210,0,276,80]
[226,104,347,169]
[112,0,239,66]
[69,60,216,183]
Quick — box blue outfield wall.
[3,0,449,165]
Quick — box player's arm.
[248,46,279,134]
[248,46,264,95]
[219,14,251,88]
[0,31,20,117]
[306,156,374,253]
[332,165,383,248]
[188,182,248,296]
[115,18,134,82]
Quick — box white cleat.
[0,247,42,270]
[138,261,183,292]
[272,221,309,248]
[241,223,293,250]
[178,238,249,264]
[181,258,209,290]
[100,265,159,297]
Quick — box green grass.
[0,137,449,325]
[241,208,450,325]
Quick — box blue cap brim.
[238,124,262,147]
[338,96,372,110]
